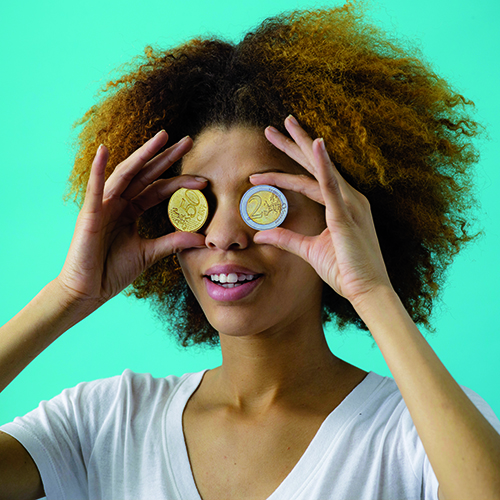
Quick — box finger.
[84,144,109,214]
[264,126,311,170]
[253,227,314,262]
[249,172,325,205]
[143,231,206,266]
[283,116,318,173]
[104,130,169,199]
[312,138,350,222]
[128,175,208,216]
[121,136,193,200]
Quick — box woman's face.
[178,126,326,339]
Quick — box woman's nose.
[204,200,253,250]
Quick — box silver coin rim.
[239,185,288,231]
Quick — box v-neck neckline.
[166,370,383,500]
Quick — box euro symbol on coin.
[168,188,209,232]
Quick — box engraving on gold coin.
[168,188,208,232]
[247,191,282,225]
[240,185,288,230]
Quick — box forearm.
[0,279,96,393]
[354,286,500,500]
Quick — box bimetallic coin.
[240,185,288,230]
[168,188,208,232]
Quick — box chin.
[201,304,278,339]
[205,312,260,338]
[205,301,311,342]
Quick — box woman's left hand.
[253,118,500,500]
[251,116,393,309]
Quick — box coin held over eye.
[168,188,209,232]
[240,185,288,230]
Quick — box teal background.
[0,0,499,425]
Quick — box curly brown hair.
[67,3,480,347]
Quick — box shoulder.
[359,372,500,427]
[49,369,197,421]
[352,372,500,465]
[70,369,183,402]
[0,369,203,439]
[0,370,205,500]
[349,372,406,420]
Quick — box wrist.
[48,278,104,326]
[350,284,406,329]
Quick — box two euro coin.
[239,185,288,230]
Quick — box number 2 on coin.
[247,194,262,219]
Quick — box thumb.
[144,231,206,267]
[253,228,312,262]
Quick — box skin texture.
[178,126,327,338]
[0,432,44,500]
[177,125,372,499]
[0,119,498,499]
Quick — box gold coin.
[168,188,208,232]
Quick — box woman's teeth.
[209,273,257,288]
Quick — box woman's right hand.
[56,131,206,312]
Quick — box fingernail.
[155,130,166,137]
[287,115,298,125]
[195,176,207,182]
[97,144,103,152]
[318,138,326,151]
[266,126,279,134]
[176,135,191,146]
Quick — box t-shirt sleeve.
[0,372,131,500]
[403,385,500,500]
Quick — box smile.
[209,273,258,288]
[203,273,262,301]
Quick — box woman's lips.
[204,275,262,301]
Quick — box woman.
[1,4,499,500]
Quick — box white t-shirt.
[2,369,499,500]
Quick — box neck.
[209,310,348,414]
